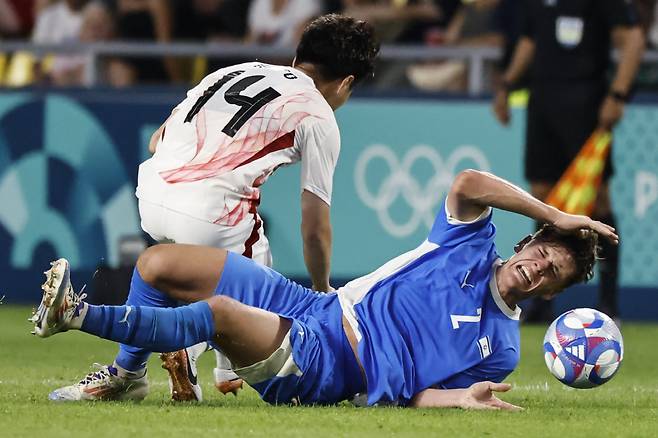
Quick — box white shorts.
[138,199,272,267]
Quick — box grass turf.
[1,305,657,437]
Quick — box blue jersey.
[337,200,521,406]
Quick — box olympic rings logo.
[354,144,491,237]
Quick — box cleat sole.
[160,351,201,402]
[215,378,243,396]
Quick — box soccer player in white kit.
[47,14,380,402]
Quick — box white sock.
[214,350,233,370]
[112,361,146,380]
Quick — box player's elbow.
[629,26,645,50]
[451,169,484,200]
[614,25,645,51]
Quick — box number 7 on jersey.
[450,308,482,329]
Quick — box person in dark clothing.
[492,0,645,321]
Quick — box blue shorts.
[215,252,365,405]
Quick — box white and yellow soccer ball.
[543,308,623,388]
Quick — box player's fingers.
[491,398,524,411]
[587,222,619,243]
[468,401,499,411]
[488,382,512,393]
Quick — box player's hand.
[552,212,619,244]
[598,96,624,131]
[460,382,523,411]
[493,89,511,126]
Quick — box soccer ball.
[543,308,623,389]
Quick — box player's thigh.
[208,295,292,368]
[137,243,228,302]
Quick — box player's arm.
[148,110,178,154]
[447,170,618,243]
[410,382,521,410]
[493,36,535,125]
[148,123,166,154]
[598,24,645,130]
[301,190,332,292]
[299,120,340,292]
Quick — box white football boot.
[30,258,86,338]
[213,350,243,396]
[49,364,149,402]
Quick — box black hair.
[532,225,600,288]
[295,14,380,85]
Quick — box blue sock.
[114,268,178,371]
[81,301,216,352]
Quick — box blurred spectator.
[342,0,443,42]
[396,0,462,44]
[0,0,22,38]
[173,0,250,42]
[441,0,502,46]
[247,0,324,46]
[172,0,252,79]
[406,0,503,92]
[1,0,40,39]
[50,1,115,86]
[635,0,656,36]
[32,0,87,44]
[30,0,88,84]
[103,0,175,87]
[647,1,658,47]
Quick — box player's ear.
[514,235,533,253]
[338,75,355,94]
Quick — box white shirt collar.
[489,259,522,320]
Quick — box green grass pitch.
[1,305,657,437]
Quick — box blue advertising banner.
[0,90,656,311]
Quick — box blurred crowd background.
[1,0,657,91]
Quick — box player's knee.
[206,295,241,327]
[136,246,171,287]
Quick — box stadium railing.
[2,41,657,94]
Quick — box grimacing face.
[498,240,577,299]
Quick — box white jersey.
[136,62,340,256]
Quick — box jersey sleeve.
[601,0,640,28]
[297,119,340,205]
[427,198,494,247]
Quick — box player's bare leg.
[137,244,245,398]
[32,260,292,393]
[136,244,227,303]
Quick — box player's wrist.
[608,89,629,103]
[499,78,514,93]
[458,387,473,409]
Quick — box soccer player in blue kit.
[32,170,618,408]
